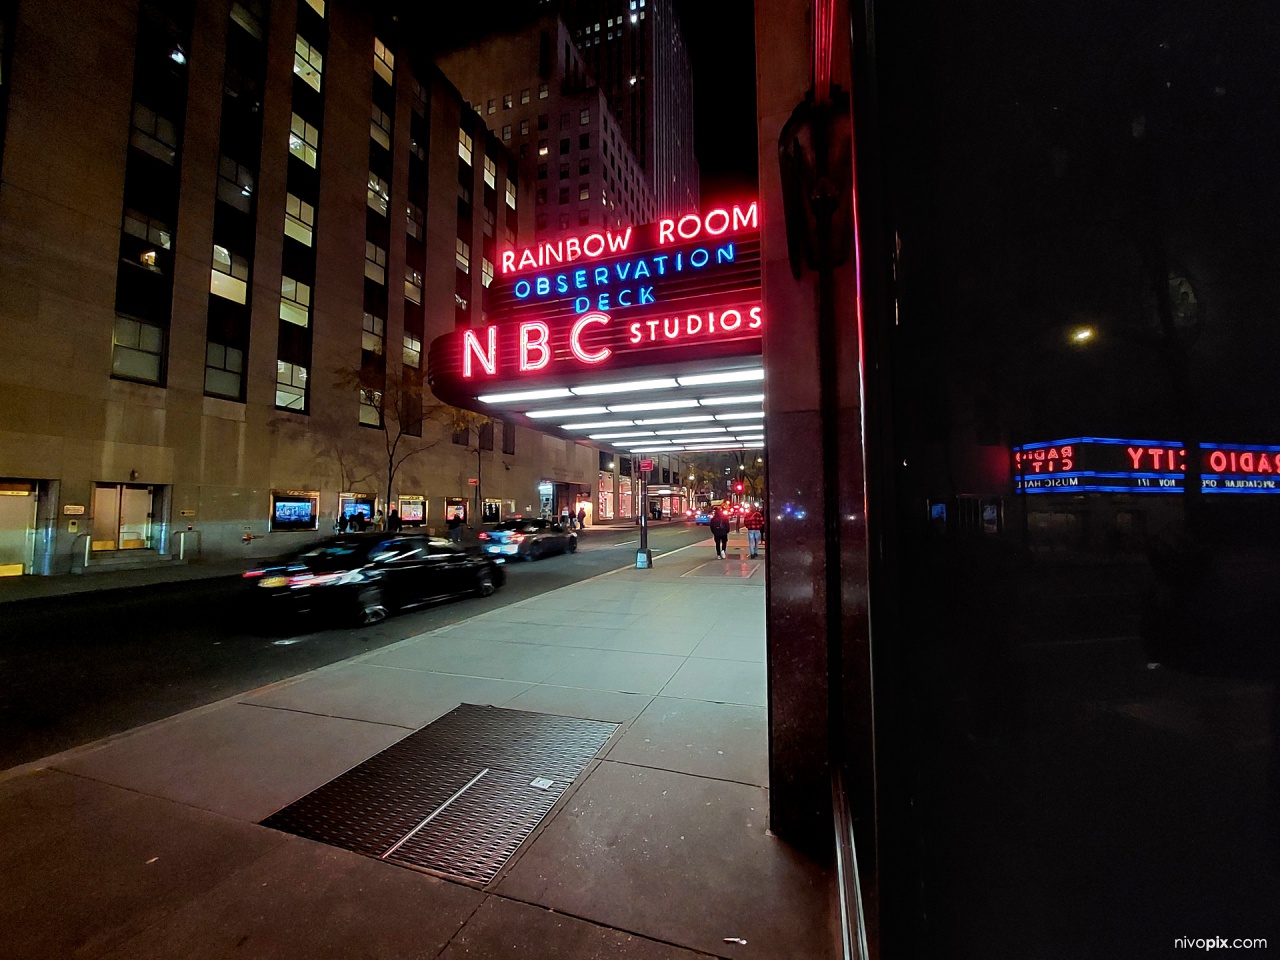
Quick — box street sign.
[467,478,479,485]
[639,458,655,472]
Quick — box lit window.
[280,276,311,327]
[458,128,473,165]
[579,183,590,200]
[538,83,548,99]
[406,202,424,240]
[484,156,496,189]
[487,98,496,115]
[289,113,319,168]
[130,104,178,164]
[455,237,471,273]
[373,38,394,84]
[481,258,494,288]
[210,244,248,303]
[364,242,386,284]
[121,209,171,273]
[359,387,382,426]
[275,361,308,411]
[502,93,512,109]
[217,155,255,213]
[505,180,517,210]
[404,266,423,304]
[403,335,421,368]
[520,119,529,136]
[294,35,323,92]
[520,87,530,104]
[371,104,392,149]
[367,172,389,216]
[502,124,511,141]
[284,193,315,246]
[111,316,164,384]
[303,0,324,15]
[204,342,244,399]
[580,108,590,125]
[538,139,548,156]
[362,312,385,353]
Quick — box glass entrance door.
[92,484,154,551]
[0,483,36,575]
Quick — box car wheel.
[356,587,387,626]
[474,571,496,597]
[567,538,577,553]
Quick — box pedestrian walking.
[387,507,402,533]
[447,510,463,543]
[745,506,765,558]
[576,505,587,530]
[709,505,731,559]
[560,506,571,529]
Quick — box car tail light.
[510,534,525,543]
[288,571,356,587]
[478,531,490,540]
[242,570,265,578]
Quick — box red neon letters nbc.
[462,326,496,377]
[519,321,551,372]
[570,312,611,364]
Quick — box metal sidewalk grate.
[261,703,617,884]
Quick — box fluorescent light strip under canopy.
[698,394,765,406]
[557,420,636,431]
[524,406,609,419]
[569,378,678,396]
[633,415,715,425]
[714,411,765,421]
[675,369,764,387]
[653,427,727,435]
[588,431,655,439]
[607,399,701,413]
[478,387,573,404]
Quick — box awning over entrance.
[428,203,765,455]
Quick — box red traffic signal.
[734,482,744,493]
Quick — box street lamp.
[1069,325,1096,345]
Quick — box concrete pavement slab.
[363,636,579,682]
[495,761,835,960]
[658,658,768,707]
[438,895,711,960]
[54,701,407,821]
[97,834,484,960]
[502,684,656,724]
[541,648,687,696]
[690,632,765,663]
[0,770,285,960]
[241,662,534,729]
[603,698,768,787]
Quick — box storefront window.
[270,491,319,532]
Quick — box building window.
[501,124,511,141]
[276,361,307,410]
[506,180,517,209]
[284,193,315,246]
[481,258,494,288]
[536,187,547,205]
[559,161,570,179]
[365,241,386,284]
[520,87,530,104]
[455,237,470,273]
[404,267,423,304]
[520,119,529,136]
[130,104,178,164]
[558,187,569,205]
[304,0,324,15]
[121,209,171,272]
[537,114,548,131]
[454,290,468,313]
[560,113,569,130]
[559,137,569,155]
[559,213,569,229]
[579,183,590,200]
[579,132,589,149]
[407,202,424,240]
[579,208,590,225]
[479,420,493,450]
[537,139,548,157]
[536,212,547,230]
[403,334,421,368]
[367,172,389,216]
[217,156,255,213]
[362,312,385,353]
[483,206,495,236]
[205,342,244,399]
[359,387,382,427]
[538,83,548,99]
[371,104,392,149]
[487,98,496,114]
[537,162,547,180]
[210,245,248,303]
[503,420,516,454]
[579,157,590,175]
[111,316,164,384]
[580,108,590,125]
[294,35,323,92]
[412,78,427,114]
[373,38,394,84]
[289,113,319,168]
[280,276,310,327]
[502,93,512,109]
[483,156,496,189]
[458,128,473,165]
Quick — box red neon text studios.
[499,201,760,275]
[460,306,764,379]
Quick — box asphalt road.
[0,523,709,771]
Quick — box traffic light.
[734,482,744,494]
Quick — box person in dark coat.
[387,507,402,533]
[576,505,587,530]
[709,506,731,559]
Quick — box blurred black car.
[244,533,504,625]
[478,518,578,561]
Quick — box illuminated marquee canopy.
[428,202,764,454]
[1014,437,1280,494]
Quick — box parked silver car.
[478,518,578,561]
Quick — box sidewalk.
[0,533,830,960]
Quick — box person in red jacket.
[745,506,766,558]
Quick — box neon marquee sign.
[1013,438,1280,494]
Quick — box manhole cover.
[262,704,617,884]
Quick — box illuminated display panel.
[428,203,763,410]
[1013,438,1280,495]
